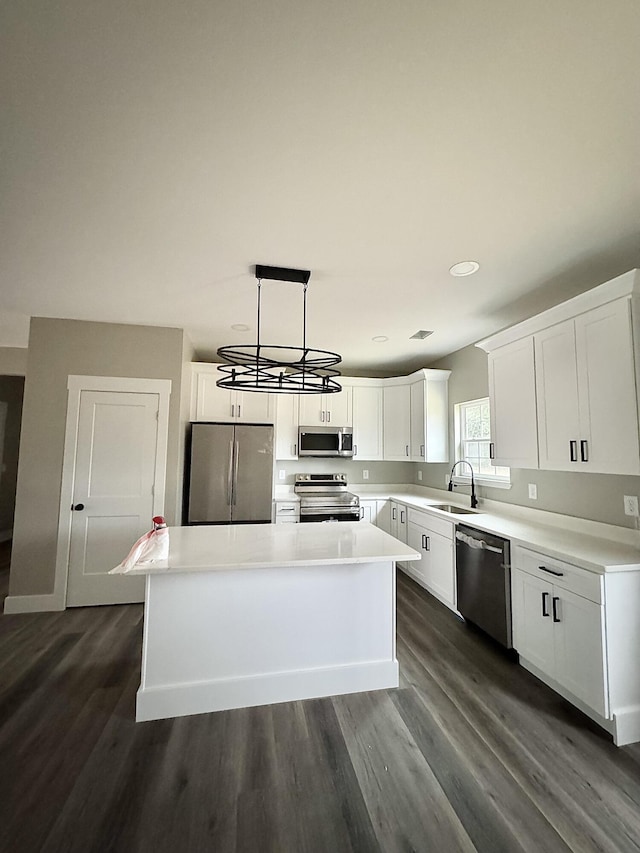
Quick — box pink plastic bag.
[110,516,169,573]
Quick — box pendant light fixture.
[216,265,342,394]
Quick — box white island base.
[128,523,420,722]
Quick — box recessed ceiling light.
[449,260,480,277]
[410,330,434,340]
[231,323,250,331]
[372,335,389,343]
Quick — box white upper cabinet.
[383,384,411,460]
[478,269,640,476]
[274,393,299,460]
[410,376,449,463]
[351,384,384,460]
[298,387,352,427]
[488,337,539,469]
[536,300,640,474]
[191,364,274,423]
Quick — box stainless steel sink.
[428,503,478,515]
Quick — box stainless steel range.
[294,473,360,523]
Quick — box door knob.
[73,503,85,511]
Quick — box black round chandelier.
[216,265,342,395]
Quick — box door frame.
[52,375,172,609]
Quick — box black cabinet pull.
[539,565,563,577]
[489,442,495,460]
[400,510,405,524]
[569,440,577,462]
[425,535,430,551]
[541,591,549,617]
[580,439,589,462]
[552,596,561,623]
[73,503,85,511]
[392,507,397,520]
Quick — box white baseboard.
[0,529,12,543]
[136,659,399,722]
[613,707,640,746]
[3,592,65,614]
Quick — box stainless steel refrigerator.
[186,422,274,524]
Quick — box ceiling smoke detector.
[449,260,480,277]
[410,330,434,340]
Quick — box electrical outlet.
[528,483,537,500]
[362,469,369,480]
[624,495,639,517]
[417,470,423,481]
[278,469,286,481]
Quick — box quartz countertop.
[354,487,640,574]
[115,521,420,575]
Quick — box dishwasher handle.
[455,530,503,554]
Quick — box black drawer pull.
[489,442,495,460]
[541,591,549,617]
[552,596,561,623]
[569,440,577,462]
[580,439,589,462]
[539,565,563,577]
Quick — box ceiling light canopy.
[449,260,480,277]
[216,265,342,394]
[372,335,389,343]
[409,329,434,340]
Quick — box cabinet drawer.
[407,508,454,540]
[513,546,602,604]
[274,502,299,523]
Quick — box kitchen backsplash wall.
[275,459,412,486]
[424,343,640,530]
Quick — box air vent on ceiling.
[410,330,434,340]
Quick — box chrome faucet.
[448,460,478,509]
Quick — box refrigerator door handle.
[232,441,240,505]
[227,440,234,505]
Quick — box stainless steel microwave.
[298,425,354,457]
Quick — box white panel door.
[383,384,411,460]
[535,319,581,470]
[236,390,274,423]
[554,589,608,717]
[352,385,383,460]
[298,394,325,426]
[410,380,426,461]
[512,570,555,676]
[275,393,299,459]
[327,387,352,426]
[575,300,640,474]
[66,390,160,606]
[196,370,233,420]
[488,337,539,469]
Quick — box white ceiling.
[1,0,639,374]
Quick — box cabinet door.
[512,569,555,677]
[236,391,273,424]
[376,500,391,533]
[275,394,299,459]
[352,386,383,460]
[535,319,581,471]
[554,588,608,717]
[298,395,325,426]
[195,369,234,421]
[423,530,454,607]
[575,299,640,475]
[359,501,375,523]
[327,387,352,426]
[396,504,408,568]
[383,385,411,460]
[488,338,539,468]
[410,380,426,461]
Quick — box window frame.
[451,397,511,489]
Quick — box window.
[453,398,510,486]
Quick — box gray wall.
[275,458,413,486]
[0,376,24,536]
[419,344,640,529]
[0,347,28,376]
[9,318,186,597]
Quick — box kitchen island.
[119,521,420,722]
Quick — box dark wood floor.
[2,542,640,852]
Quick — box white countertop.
[117,521,421,575]
[352,487,640,574]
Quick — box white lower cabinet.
[359,499,392,530]
[512,546,608,720]
[272,500,300,523]
[405,509,455,611]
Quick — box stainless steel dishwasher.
[455,524,512,648]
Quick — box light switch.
[528,483,537,500]
[278,469,286,481]
[362,470,369,480]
